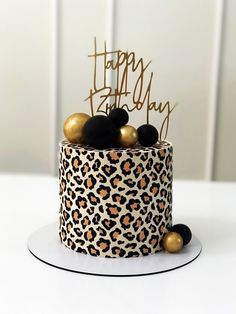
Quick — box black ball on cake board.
[83,115,118,149]
[171,224,192,246]
[137,124,159,147]
[108,108,129,128]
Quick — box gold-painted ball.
[63,113,90,143]
[118,125,138,148]
[162,232,183,253]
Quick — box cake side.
[59,140,173,257]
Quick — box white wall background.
[0,0,235,181]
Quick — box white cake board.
[28,223,202,277]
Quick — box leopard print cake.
[59,140,173,258]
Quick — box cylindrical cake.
[59,140,173,258]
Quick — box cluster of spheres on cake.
[63,108,192,254]
[63,108,159,149]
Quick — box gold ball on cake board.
[118,125,138,148]
[63,113,90,143]
[162,232,183,253]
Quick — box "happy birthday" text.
[85,38,176,140]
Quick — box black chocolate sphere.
[83,115,118,149]
[137,124,159,147]
[171,224,192,246]
[108,108,129,128]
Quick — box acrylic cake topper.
[85,38,176,141]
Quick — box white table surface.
[1,174,236,314]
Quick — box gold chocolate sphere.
[63,113,90,143]
[162,232,183,253]
[118,125,138,148]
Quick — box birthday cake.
[59,140,172,257]
[58,40,192,258]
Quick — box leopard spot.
[84,228,96,242]
[120,213,134,230]
[71,156,82,171]
[158,149,166,160]
[97,185,111,200]
[60,227,67,241]
[149,235,159,248]
[137,175,150,189]
[72,209,82,224]
[123,232,135,241]
[140,192,152,205]
[107,152,121,164]
[74,176,82,185]
[87,207,94,215]
[136,227,149,242]
[140,244,151,256]
[106,203,121,218]
[111,194,126,205]
[87,153,95,161]
[158,222,166,235]
[134,163,144,178]
[150,183,160,196]
[97,226,107,236]
[126,199,141,212]
[125,243,137,249]
[88,244,100,256]
[76,247,87,254]
[110,175,122,188]
[124,178,136,188]
[153,215,162,225]
[84,174,96,189]
[92,213,101,225]
[87,192,100,205]
[74,228,82,237]
[121,159,135,175]
[127,251,139,257]
[101,165,116,176]
[110,228,122,241]
[111,247,125,257]
[164,205,172,220]
[65,196,72,210]
[75,196,87,209]
[97,238,110,252]
[81,162,91,176]
[101,219,116,230]
[67,238,76,250]
[160,188,168,198]
[81,216,91,229]
[92,159,101,171]
[97,173,106,183]
[157,199,166,212]
[66,222,73,233]
[67,188,76,200]
[63,160,69,170]
[133,217,143,231]
[126,190,138,197]
[63,210,70,221]
[154,162,164,173]
[145,212,153,224]
[66,170,73,181]
[65,147,72,158]
[146,158,154,170]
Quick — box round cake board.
[28,223,202,277]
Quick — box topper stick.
[147,104,149,124]
[89,89,94,116]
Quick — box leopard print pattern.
[59,140,173,258]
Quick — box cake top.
[63,38,176,150]
[60,139,172,153]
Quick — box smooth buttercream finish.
[59,140,173,258]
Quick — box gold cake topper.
[85,38,176,140]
